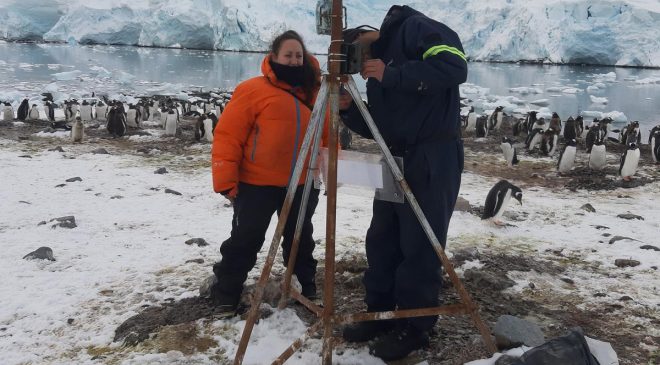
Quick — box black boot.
[209,282,240,315]
[301,284,317,301]
[369,324,429,361]
[342,319,395,343]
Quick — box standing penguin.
[475,115,488,138]
[620,121,641,145]
[28,104,40,120]
[500,137,519,167]
[540,127,559,156]
[585,120,606,153]
[524,111,538,136]
[512,118,525,137]
[95,101,107,121]
[2,102,15,121]
[126,104,140,128]
[80,100,94,122]
[549,112,562,131]
[148,101,159,122]
[563,117,577,141]
[481,180,523,226]
[45,101,55,122]
[525,117,546,146]
[557,139,577,174]
[575,115,585,138]
[650,128,660,164]
[488,106,504,131]
[649,125,660,145]
[106,106,127,137]
[589,138,607,170]
[71,115,84,143]
[164,109,178,136]
[465,107,477,133]
[619,143,640,181]
[17,99,29,121]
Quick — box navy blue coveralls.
[342,5,467,332]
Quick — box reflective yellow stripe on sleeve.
[422,45,467,62]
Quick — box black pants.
[363,142,463,332]
[213,182,320,301]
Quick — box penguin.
[28,104,40,120]
[215,102,224,119]
[80,100,93,122]
[500,137,519,167]
[525,117,545,146]
[139,101,150,121]
[589,138,607,170]
[650,128,660,164]
[575,115,585,138]
[512,118,525,137]
[2,102,14,121]
[71,115,84,143]
[585,120,606,153]
[465,107,477,133]
[126,104,140,128]
[164,109,178,136]
[526,128,544,151]
[149,102,159,122]
[106,106,127,137]
[549,112,562,131]
[620,121,641,145]
[481,180,523,226]
[45,101,55,122]
[524,111,538,136]
[64,101,74,123]
[475,115,488,138]
[488,106,504,131]
[17,99,29,120]
[557,139,577,174]
[563,116,577,141]
[95,101,107,121]
[649,125,660,145]
[204,100,214,114]
[619,142,640,181]
[540,127,559,156]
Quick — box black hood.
[372,5,423,57]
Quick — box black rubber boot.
[369,324,430,361]
[209,282,240,316]
[342,319,395,343]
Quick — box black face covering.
[270,61,305,88]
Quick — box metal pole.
[344,76,497,353]
[279,78,329,309]
[321,0,344,364]
[232,80,330,365]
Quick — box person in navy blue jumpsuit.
[339,5,467,361]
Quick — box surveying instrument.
[230,1,496,363]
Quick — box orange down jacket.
[212,55,327,197]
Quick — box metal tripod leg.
[232,78,330,365]
[344,76,497,353]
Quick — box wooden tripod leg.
[232,80,329,365]
[278,88,329,309]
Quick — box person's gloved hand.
[361,59,386,82]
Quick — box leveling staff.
[339,5,467,361]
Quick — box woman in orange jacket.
[209,30,324,312]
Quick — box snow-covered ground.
[1,0,660,67]
[1,120,658,363]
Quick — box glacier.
[0,0,659,67]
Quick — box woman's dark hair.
[270,30,320,107]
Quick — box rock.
[49,216,77,229]
[67,318,74,325]
[528,282,536,289]
[614,259,640,268]
[454,197,471,212]
[18,155,32,158]
[136,148,150,154]
[165,189,182,196]
[619,296,633,301]
[593,225,609,230]
[602,233,611,237]
[493,315,545,349]
[154,167,168,174]
[65,177,82,182]
[23,246,56,261]
[580,203,596,212]
[452,247,480,263]
[110,195,124,199]
[609,236,637,244]
[464,269,515,291]
[91,148,109,155]
[640,245,660,252]
[495,355,521,365]
[560,277,574,284]
[55,183,66,188]
[617,213,644,220]
[185,258,204,264]
[185,238,208,247]
[199,275,217,298]
[593,292,607,297]
[49,146,65,152]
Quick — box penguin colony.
[1,91,231,142]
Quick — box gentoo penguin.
[195,112,218,142]
[17,99,29,120]
[589,138,607,170]
[563,116,577,141]
[650,128,660,164]
[64,101,74,122]
[524,111,538,136]
[95,101,107,121]
[525,117,545,146]
[481,180,523,226]
[585,120,606,153]
[526,128,544,151]
[139,101,149,121]
[2,102,14,121]
[500,137,519,167]
[540,127,559,156]
[619,143,640,181]
[649,125,660,145]
[164,109,178,136]
[620,121,641,145]
[475,115,488,138]
[45,101,55,122]
[488,106,504,131]
[28,104,40,120]
[204,100,214,114]
[106,106,127,137]
[149,102,159,122]
[557,139,577,174]
[575,116,585,138]
[549,112,562,131]
[80,100,93,122]
[214,102,224,118]
[71,115,84,143]
[126,104,140,128]
[465,107,477,133]
[512,118,525,137]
